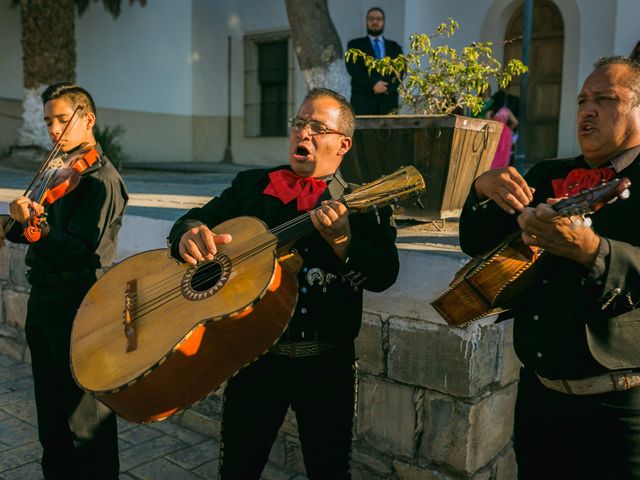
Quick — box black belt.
[269,340,336,357]
[26,269,96,286]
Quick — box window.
[244,31,294,137]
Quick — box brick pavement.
[0,353,221,480]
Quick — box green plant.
[94,124,125,170]
[345,18,528,115]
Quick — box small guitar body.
[70,166,426,423]
[431,237,543,326]
[432,177,632,327]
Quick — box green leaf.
[349,18,528,114]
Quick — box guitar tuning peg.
[621,189,631,200]
[607,197,618,204]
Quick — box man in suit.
[346,7,402,115]
[458,56,640,479]
[167,88,399,479]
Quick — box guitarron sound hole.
[180,254,232,301]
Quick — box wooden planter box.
[341,115,504,220]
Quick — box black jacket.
[346,36,403,115]
[6,147,128,278]
[168,166,399,345]
[459,154,640,379]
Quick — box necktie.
[263,169,327,212]
[551,167,615,198]
[372,38,382,59]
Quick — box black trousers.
[514,368,640,479]
[25,275,119,480]
[218,348,356,479]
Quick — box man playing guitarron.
[167,88,399,479]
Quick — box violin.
[23,146,101,242]
[5,104,102,243]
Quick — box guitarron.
[431,177,631,327]
[70,166,426,423]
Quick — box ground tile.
[1,399,36,426]
[0,366,31,384]
[0,389,32,408]
[117,417,139,433]
[0,355,19,368]
[119,424,163,446]
[151,420,207,445]
[0,418,38,447]
[0,442,41,473]
[4,377,33,392]
[0,460,42,480]
[192,459,218,479]
[119,434,187,471]
[165,439,219,470]
[130,458,200,479]
[118,437,133,452]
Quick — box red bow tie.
[263,169,327,211]
[552,167,615,198]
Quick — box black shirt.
[459,149,640,379]
[167,166,399,346]
[6,145,128,276]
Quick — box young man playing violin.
[459,57,640,479]
[0,82,127,479]
[167,88,399,479]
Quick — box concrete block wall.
[0,235,521,479]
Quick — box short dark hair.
[304,88,355,137]
[41,82,97,118]
[593,56,640,107]
[367,7,385,19]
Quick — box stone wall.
[0,237,521,480]
[0,243,30,363]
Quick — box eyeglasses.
[287,117,346,136]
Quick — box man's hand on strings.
[518,198,601,268]
[474,166,535,214]
[9,196,44,224]
[311,200,351,261]
[178,224,232,266]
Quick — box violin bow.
[4,104,85,233]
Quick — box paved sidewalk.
[0,353,220,480]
